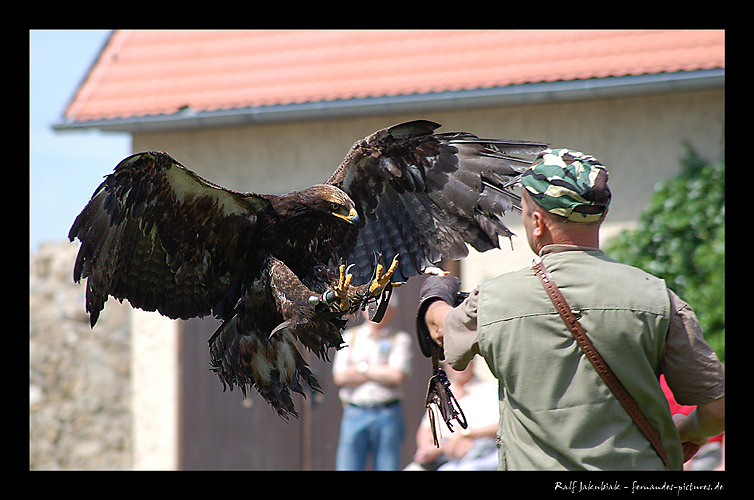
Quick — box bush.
[604,143,725,362]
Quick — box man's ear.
[531,209,547,238]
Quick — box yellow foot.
[333,264,353,311]
[368,255,402,297]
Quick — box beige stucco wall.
[130,310,178,469]
[128,87,723,467]
[133,88,724,224]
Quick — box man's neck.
[545,224,600,250]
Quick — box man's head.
[520,148,611,253]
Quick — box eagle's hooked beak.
[334,207,359,225]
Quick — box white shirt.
[332,322,412,406]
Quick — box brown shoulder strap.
[532,260,673,470]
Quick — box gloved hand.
[415,275,461,358]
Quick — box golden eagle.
[69,120,545,418]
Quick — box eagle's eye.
[328,200,359,225]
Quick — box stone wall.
[29,240,132,469]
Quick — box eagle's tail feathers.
[208,316,319,420]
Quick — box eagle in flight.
[69,120,546,418]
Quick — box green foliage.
[604,144,725,362]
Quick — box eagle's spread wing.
[70,152,374,418]
[326,120,548,283]
[69,151,268,327]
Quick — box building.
[53,29,724,469]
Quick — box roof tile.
[63,29,725,123]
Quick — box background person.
[407,359,499,471]
[333,299,412,470]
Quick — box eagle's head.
[307,184,359,225]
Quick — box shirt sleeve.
[443,286,481,370]
[332,329,355,375]
[660,289,725,406]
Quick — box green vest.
[477,249,683,470]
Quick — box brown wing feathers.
[69,152,264,326]
[330,121,547,283]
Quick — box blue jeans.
[335,402,405,470]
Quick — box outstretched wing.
[69,151,270,327]
[326,120,547,283]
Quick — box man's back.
[477,247,683,470]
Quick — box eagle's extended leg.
[332,264,353,311]
[307,263,357,313]
[367,254,401,298]
[359,254,403,322]
[265,257,346,356]
[310,256,402,315]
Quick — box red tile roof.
[63,29,725,124]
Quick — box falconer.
[416,148,725,470]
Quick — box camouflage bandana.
[521,148,611,223]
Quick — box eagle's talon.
[368,255,400,297]
[332,264,353,311]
